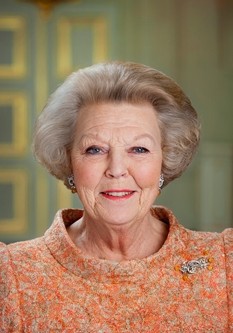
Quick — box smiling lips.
[101,190,135,200]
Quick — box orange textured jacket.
[0,207,233,332]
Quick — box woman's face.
[71,102,162,227]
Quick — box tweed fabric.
[0,206,232,332]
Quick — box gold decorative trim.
[0,92,28,156]
[0,169,28,234]
[35,13,49,236]
[35,13,48,114]
[0,16,26,78]
[57,16,108,77]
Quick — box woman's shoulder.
[154,205,232,263]
[0,208,74,267]
[0,237,52,304]
[159,205,232,238]
[222,227,233,248]
[185,224,233,239]
[0,236,48,269]
[177,220,233,260]
[184,225,233,250]
[179,226,233,327]
[221,228,233,277]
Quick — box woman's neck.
[67,213,169,262]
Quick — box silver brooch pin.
[180,257,209,274]
[174,254,214,281]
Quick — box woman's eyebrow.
[77,133,105,143]
[133,134,157,144]
[76,133,159,146]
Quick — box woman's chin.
[95,205,142,228]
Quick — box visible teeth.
[105,192,131,197]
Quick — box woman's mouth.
[100,190,135,200]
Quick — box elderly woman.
[0,62,232,332]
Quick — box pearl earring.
[159,174,164,190]
[67,175,77,193]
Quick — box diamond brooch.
[174,252,214,281]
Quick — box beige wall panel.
[57,16,108,77]
[35,167,49,236]
[217,0,233,69]
[0,169,28,234]
[199,142,233,231]
[0,92,28,156]
[57,181,72,210]
[0,16,26,78]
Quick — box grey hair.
[33,61,200,187]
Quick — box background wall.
[0,0,232,243]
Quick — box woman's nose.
[105,150,129,179]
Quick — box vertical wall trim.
[35,13,49,236]
[173,0,184,81]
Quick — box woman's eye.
[85,146,103,155]
[131,147,149,154]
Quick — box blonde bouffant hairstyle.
[33,62,200,188]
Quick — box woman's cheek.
[134,165,160,188]
[76,186,96,208]
[74,163,103,189]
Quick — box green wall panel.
[0,105,13,143]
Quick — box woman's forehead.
[77,102,158,125]
[74,102,161,140]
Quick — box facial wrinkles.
[138,182,158,208]
[75,126,160,153]
[74,133,161,205]
[76,158,157,222]
[74,103,161,147]
[71,102,163,226]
